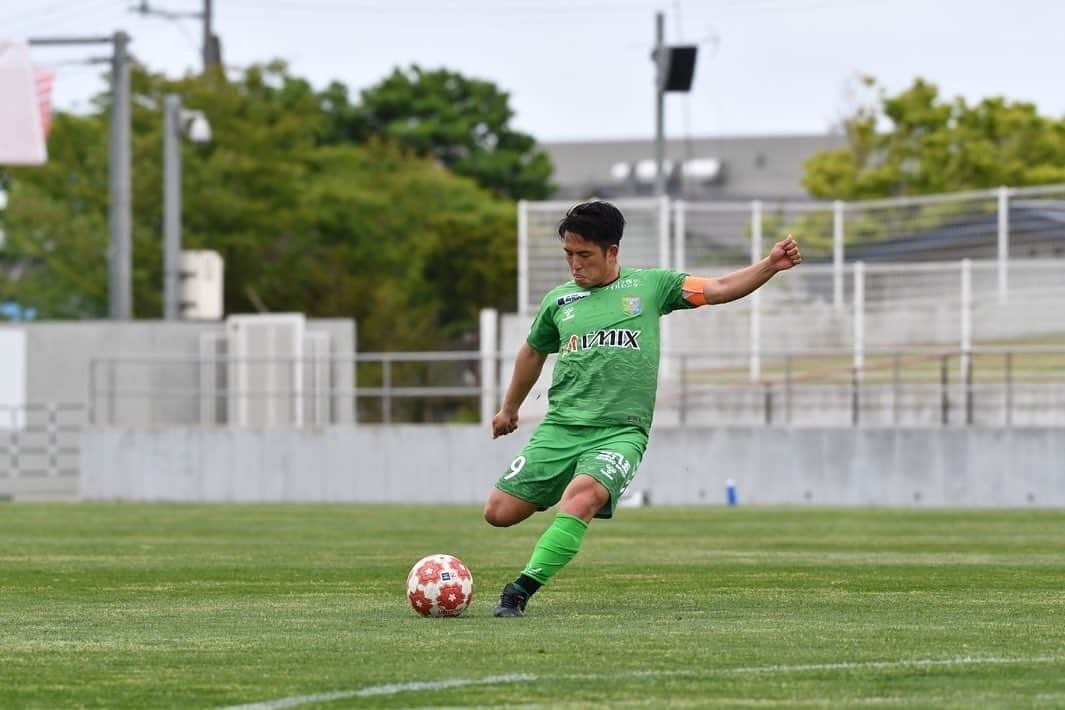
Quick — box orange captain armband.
[681,276,709,306]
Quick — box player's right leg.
[483,488,538,527]
[487,423,577,617]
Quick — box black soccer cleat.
[493,583,529,618]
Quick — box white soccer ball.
[406,553,474,617]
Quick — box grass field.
[2,504,1064,708]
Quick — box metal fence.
[81,347,1065,429]
[519,184,1065,314]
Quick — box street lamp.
[163,93,210,320]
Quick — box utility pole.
[30,32,133,320]
[163,95,182,320]
[111,31,132,320]
[650,13,698,197]
[202,0,215,71]
[653,12,666,197]
[162,94,211,320]
[132,0,220,73]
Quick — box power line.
[2,0,118,36]
[222,0,659,14]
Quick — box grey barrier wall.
[0,318,355,424]
[80,426,1065,507]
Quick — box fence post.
[8,407,18,477]
[940,354,950,426]
[996,186,1009,305]
[749,200,762,382]
[517,199,529,314]
[678,353,688,425]
[479,308,499,425]
[658,194,671,269]
[47,403,58,477]
[960,259,973,425]
[833,199,845,310]
[892,352,901,427]
[784,354,792,426]
[382,359,392,425]
[1004,351,1013,428]
[853,261,865,379]
[851,367,860,427]
[673,200,686,273]
[764,382,773,426]
[88,358,97,426]
[107,359,116,427]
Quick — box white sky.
[7,0,1065,142]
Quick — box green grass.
[2,504,1064,708]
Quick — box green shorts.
[495,422,647,519]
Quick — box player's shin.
[513,512,589,594]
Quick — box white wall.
[81,426,1065,508]
[0,328,25,428]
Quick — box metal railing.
[520,184,1065,314]
[84,347,1065,428]
[661,347,1065,428]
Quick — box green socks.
[520,513,589,586]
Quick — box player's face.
[562,231,619,287]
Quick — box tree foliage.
[0,62,516,351]
[803,77,1065,200]
[319,65,555,200]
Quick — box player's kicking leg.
[493,474,608,617]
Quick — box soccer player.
[484,200,803,617]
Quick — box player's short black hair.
[557,200,625,248]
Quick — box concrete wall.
[80,426,1065,507]
[0,318,355,425]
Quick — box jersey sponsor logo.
[595,450,632,481]
[605,278,640,290]
[562,328,641,353]
[557,291,591,306]
[561,305,576,321]
[621,296,642,316]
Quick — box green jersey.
[526,267,697,433]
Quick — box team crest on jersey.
[621,296,642,316]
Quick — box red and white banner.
[0,39,48,164]
[36,67,55,138]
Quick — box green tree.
[319,65,555,200]
[0,62,516,355]
[803,77,1065,200]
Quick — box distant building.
[541,133,846,202]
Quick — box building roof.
[845,200,1065,262]
[541,133,846,201]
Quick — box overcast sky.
[7,0,1065,142]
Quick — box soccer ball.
[406,553,474,617]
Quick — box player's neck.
[595,266,622,288]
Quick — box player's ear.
[606,244,619,262]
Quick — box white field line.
[219,655,1065,710]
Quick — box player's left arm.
[682,235,802,306]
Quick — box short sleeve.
[652,269,698,315]
[526,294,560,353]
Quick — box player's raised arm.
[683,235,803,306]
[492,342,549,438]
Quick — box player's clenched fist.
[770,235,802,272]
[492,409,519,439]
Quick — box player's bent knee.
[483,505,514,527]
[484,490,536,527]
[559,475,611,521]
